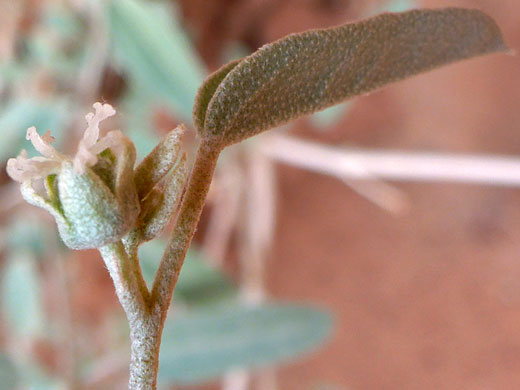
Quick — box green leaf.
[108,0,205,122]
[172,248,236,306]
[159,303,332,383]
[197,8,507,147]
[139,241,236,305]
[1,252,44,338]
[193,59,241,134]
[385,0,415,12]
[120,85,161,159]
[0,354,20,388]
[310,102,352,128]
[371,0,417,15]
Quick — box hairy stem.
[99,241,156,389]
[99,241,147,326]
[152,140,221,318]
[123,233,151,303]
[128,315,162,390]
[101,140,221,389]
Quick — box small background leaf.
[201,8,506,146]
[371,0,417,15]
[108,0,205,122]
[0,354,20,388]
[139,240,237,306]
[1,251,45,338]
[120,84,162,159]
[310,102,352,128]
[158,303,332,383]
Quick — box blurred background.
[0,0,519,389]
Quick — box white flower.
[6,102,140,250]
[6,102,189,250]
[7,102,120,182]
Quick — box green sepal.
[110,136,140,229]
[134,128,184,200]
[20,180,68,228]
[44,174,64,214]
[57,163,131,249]
[90,148,117,193]
[42,139,139,250]
[135,154,188,242]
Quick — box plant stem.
[99,241,147,326]
[128,315,162,390]
[101,140,221,389]
[99,241,155,389]
[152,140,221,318]
[123,233,151,303]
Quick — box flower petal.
[25,127,64,160]
[6,150,61,183]
[74,103,116,173]
[81,103,116,148]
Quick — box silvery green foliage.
[1,252,44,337]
[7,103,186,250]
[159,304,332,383]
[138,240,237,305]
[0,355,19,389]
[194,8,507,147]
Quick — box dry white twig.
[204,151,244,266]
[341,177,409,214]
[223,147,278,390]
[239,146,276,304]
[260,134,520,188]
[223,368,251,390]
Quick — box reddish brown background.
[180,0,520,389]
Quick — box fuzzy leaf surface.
[134,128,184,200]
[193,59,241,134]
[199,8,506,146]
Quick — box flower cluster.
[7,103,186,250]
